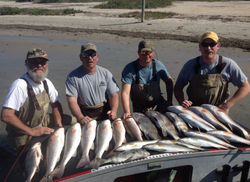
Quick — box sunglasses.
[82,52,97,58]
[200,42,218,48]
[140,51,153,55]
[28,59,47,66]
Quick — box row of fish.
[23,104,250,182]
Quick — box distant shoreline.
[1,24,250,51]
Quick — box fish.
[142,143,197,153]
[178,113,215,132]
[157,140,205,151]
[206,130,250,146]
[188,106,232,133]
[184,131,236,149]
[105,118,126,157]
[49,123,81,179]
[89,119,113,169]
[101,149,150,165]
[145,110,180,140]
[115,140,159,152]
[39,127,65,182]
[201,104,250,140]
[123,117,143,141]
[24,142,43,182]
[165,112,189,134]
[76,120,97,169]
[131,112,161,140]
[168,106,216,129]
[178,137,229,150]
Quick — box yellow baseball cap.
[200,31,219,43]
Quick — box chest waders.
[6,78,50,153]
[187,56,230,106]
[79,99,111,121]
[130,59,164,113]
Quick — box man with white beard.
[1,48,76,154]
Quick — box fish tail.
[90,158,101,169]
[76,156,90,169]
[39,176,49,182]
[105,150,119,158]
[49,165,65,179]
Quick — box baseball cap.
[81,43,97,53]
[138,40,154,52]
[26,48,48,60]
[200,31,219,43]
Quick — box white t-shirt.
[3,73,60,111]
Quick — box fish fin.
[90,142,95,150]
[76,156,90,169]
[228,124,233,131]
[197,126,201,132]
[123,138,127,144]
[89,158,101,169]
[49,164,65,179]
[105,145,109,151]
[36,165,40,173]
[105,150,119,158]
[39,176,50,182]
[72,149,77,157]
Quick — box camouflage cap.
[138,40,154,52]
[81,43,97,53]
[26,48,49,60]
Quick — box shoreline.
[0,1,250,50]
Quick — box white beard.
[27,65,48,83]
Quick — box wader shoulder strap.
[21,76,49,111]
[133,60,140,84]
[194,56,201,74]
[216,55,226,73]
[152,59,157,81]
[194,56,226,74]
[133,59,157,84]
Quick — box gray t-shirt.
[176,55,248,87]
[65,65,119,106]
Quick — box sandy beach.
[0,1,250,50]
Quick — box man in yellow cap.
[1,48,76,154]
[174,31,250,113]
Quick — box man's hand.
[78,116,93,124]
[107,110,117,121]
[122,112,131,120]
[32,127,54,137]
[181,100,193,108]
[218,104,230,114]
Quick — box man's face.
[26,58,48,83]
[138,50,154,66]
[80,50,99,73]
[199,38,220,61]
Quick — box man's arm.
[219,80,250,113]
[163,76,174,105]
[50,101,63,127]
[66,95,92,124]
[1,107,54,136]
[174,84,193,108]
[121,82,131,120]
[107,92,119,121]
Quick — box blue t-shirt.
[176,55,248,87]
[121,59,170,84]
